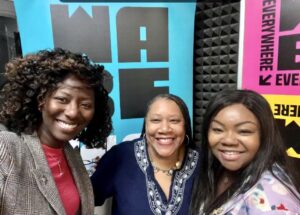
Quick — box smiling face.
[145,98,186,160]
[208,104,260,172]
[37,75,95,148]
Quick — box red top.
[42,144,80,215]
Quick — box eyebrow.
[58,84,91,91]
[54,89,94,100]
[211,119,258,127]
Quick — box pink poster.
[243,0,300,159]
[243,0,300,95]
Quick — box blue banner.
[14,0,196,147]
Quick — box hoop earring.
[185,135,189,146]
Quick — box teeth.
[57,120,77,129]
[160,138,172,142]
[157,138,173,144]
[223,151,239,155]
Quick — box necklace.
[151,160,181,176]
[147,144,183,176]
[42,144,64,177]
[223,176,229,184]
[48,153,64,176]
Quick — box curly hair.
[0,48,112,148]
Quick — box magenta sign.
[242,0,300,95]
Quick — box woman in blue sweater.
[91,93,200,215]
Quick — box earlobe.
[37,94,46,112]
[38,101,45,112]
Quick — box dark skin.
[217,170,238,196]
[37,75,95,148]
[0,48,112,148]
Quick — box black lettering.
[276,74,283,86]
[261,44,274,52]
[262,19,275,28]
[275,73,300,86]
[273,104,300,117]
[274,104,280,115]
[260,1,275,72]
[51,5,112,62]
[260,52,273,58]
[278,34,300,70]
[290,105,297,117]
[260,56,273,71]
[283,73,291,85]
[291,73,299,85]
[262,25,275,33]
[261,33,274,44]
[263,0,276,7]
[281,104,289,116]
[280,0,300,31]
[119,68,169,118]
[260,58,273,65]
[262,12,275,21]
[117,7,168,62]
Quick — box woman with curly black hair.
[0,48,112,215]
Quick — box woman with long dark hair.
[190,89,300,215]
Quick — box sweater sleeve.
[0,132,16,211]
[90,144,121,206]
[240,174,300,214]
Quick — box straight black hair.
[189,89,300,214]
